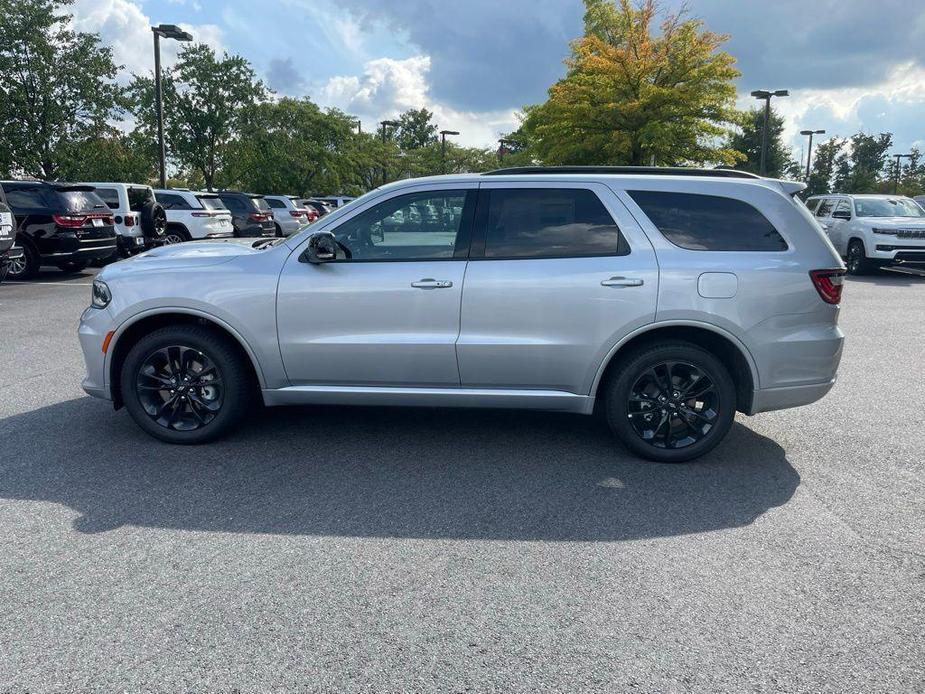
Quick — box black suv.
[214,191,275,237]
[0,185,24,283]
[1,181,118,279]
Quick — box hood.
[103,238,277,275]
[859,216,925,228]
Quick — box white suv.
[153,189,234,243]
[263,195,311,237]
[806,194,925,274]
[85,183,166,257]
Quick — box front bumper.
[78,306,114,401]
[872,244,925,263]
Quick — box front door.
[277,187,476,387]
[457,183,658,395]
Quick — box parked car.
[263,195,313,236]
[79,166,845,462]
[214,191,275,237]
[806,193,925,274]
[82,182,167,257]
[314,195,355,209]
[153,189,234,243]
[299,199,332,218]
[0,185,20,283]
[1,180,117,279]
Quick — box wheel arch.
[165,222,191,241]
[591,322,759,415]
[107,309,267,408]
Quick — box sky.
[71,0,925,162]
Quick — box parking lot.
[0,268,922,692]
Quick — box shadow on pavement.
[847,267,925,286]
[0,397,799,541]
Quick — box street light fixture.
[151,24,193,189]
[800,129,826,181]
[380,120,400,185]
[892,153,913,194]
[439,130,459,174]
[751,89,789,176]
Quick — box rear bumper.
[37,234,117,262]
[749,378,836,414]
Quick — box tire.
[120,324,253,444]
[605,341,736,463]
[274,223,284,238]
[55,260,89,274]
[140,202,167,241]
[7,241,39,280]
[164,226,188,245]
[846,239,875,275]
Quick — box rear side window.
[4,187,46,209]
[483,188,625,259]
[95,188,120,210]
[266,198,285,209]
[628,190,787,252]
[157,193,192,210]
[805,198,821,213]
[220,195,246,212]
[127,187,154,211]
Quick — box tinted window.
[4,188,46,209]
[252,197,270,211]
[266,198,285,209]
[157,193,191,210]
[483,188,623,258]
[628,191,787,252]
[333,190,468,261]
[816,199,834,218]
[95,188,121,210]
[127,187,154,211]
[55,190,108,213]
[197,195,226,211]
[220,196,246,212]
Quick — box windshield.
[197,195,227,211]
[855,198,925,218]
[56,190,108,213]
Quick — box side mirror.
[300,231,337,264]
[832,210,851,220]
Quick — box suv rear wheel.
[605,341,736,463]
[120,325,253,444]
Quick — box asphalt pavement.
[0,266,922,692]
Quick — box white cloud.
[316,55,519,147]
[71,0,224,80]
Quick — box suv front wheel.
[120,325,253,444]
[605,341,736,463]
[846,239,876,275]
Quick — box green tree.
[57,128,156,183]
[726,106,796,179]
[521,0,741,166]
[832,132,892,193]
[0,0,122,178]
[395,108,438,150]
[805,138,841,197]
[128,43,268,190]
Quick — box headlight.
[872,228,896,235]
[91,279,111,308]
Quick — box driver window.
[332,190,469,261]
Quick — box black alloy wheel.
[846,240,872,275]
[136,345,224,432]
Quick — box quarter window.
[332,190,469,261]
[95,188,121,210]
[628,190,788,252]
[482,188,624,259]
[4,188,45,209]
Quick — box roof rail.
[482,166,762,180]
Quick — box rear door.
[457,182,658,394]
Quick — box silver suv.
[78,167,846,462]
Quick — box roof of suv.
[483,166,761,179]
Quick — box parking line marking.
[4,281,95,286]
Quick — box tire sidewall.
[606,343,737,463]
[120,326,250,444]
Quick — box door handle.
[411,278,453,289]
[601,276,644,287]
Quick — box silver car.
[79,167,846,462]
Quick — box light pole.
[151,24,193,189]
[498,138,513,164]
[800,129,826,181]
[751,89,789,176]
[439,130,459,174]
[892,153,913,194]
[354,119,362,135]
[380,120,399,185]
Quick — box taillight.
[53,214,86,228]
[191,212,213,218]
[809,269,846,305]
[124,214,136,227]
[288,210,305,218]
[248,213,270,222]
